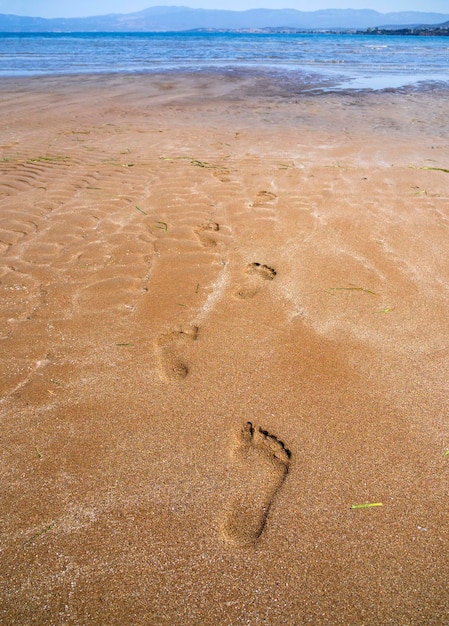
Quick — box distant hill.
[1,7,449,33]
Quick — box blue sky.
[2,1,449,17]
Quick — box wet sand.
[1,72,448,624]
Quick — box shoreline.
[1,72,448,624]
[2,65,449,98]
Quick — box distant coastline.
[2,26,449,37]
[363,25,449,36]
[188,26,449,36]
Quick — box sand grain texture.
[1,73,448,624]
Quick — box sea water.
[0,31,448,91]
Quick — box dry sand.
[1,72,448,624]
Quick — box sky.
[2,0,449,17]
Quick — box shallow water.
[1,32,449,91]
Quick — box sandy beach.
[1,72,448,624]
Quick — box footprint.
[194,222,220,248]
[234,263,277,299]
[156,326,198,380]
[251,190,277,208]
[245,262,277,281]
[234,287,261,300]
[212,168,231,183]
[221,421,291,547]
